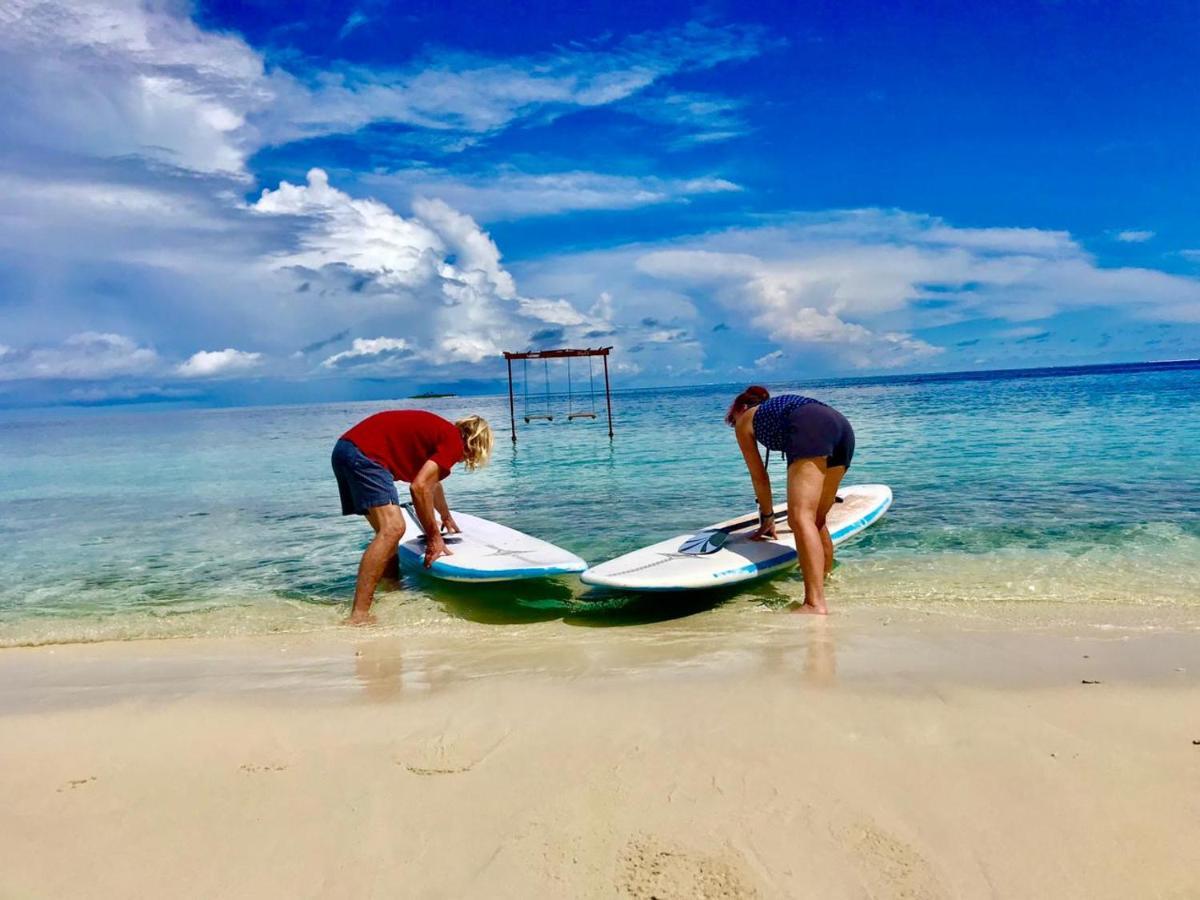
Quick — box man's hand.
[423,533,453,568]
[440,514,461,534]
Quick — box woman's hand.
[440,514,461,534]
[750,514,777,542]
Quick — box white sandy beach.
[3,604,1199,899]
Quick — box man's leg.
[368,512,402,586]
[349,504,405,624]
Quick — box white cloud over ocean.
[177,349,263,378]
[0,0,1197,404]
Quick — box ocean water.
[1,363,1198,646]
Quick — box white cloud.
[322,337,414,369]
[1180,250,1200,263]
[253,170,606,368]
[362,167,741,220]
[755,349,784,368]
[518,208,1200,373]
[0,3,771,176]
[620,91,750,147]
[253,169,449,290]
[0,333,159,381]
[338,10,370,40]
[1116,230,1155,243]
[0,0,264,175]
[176,349,263,378]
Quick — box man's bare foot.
[787,601,828,615]
[345,610,377,626]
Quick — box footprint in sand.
[238,763,288,774]
[395,727,509,776]
[58,776,97,792]
[839,819,946,899]
[616,835,758,899]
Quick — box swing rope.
[588,355,596,413]
[567,353,598,420]
[522,358,529,422]
[523,356,556,422]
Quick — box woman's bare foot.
[787,600,828,615]
[345,610,377,626]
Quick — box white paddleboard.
[581,484,892,592]
[397,505,587,582]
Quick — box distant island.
[409,392,458,399]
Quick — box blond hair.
[456,415,493,471]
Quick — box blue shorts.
[331,439,399,516]
[784,403,856,470]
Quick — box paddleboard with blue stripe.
[581,484,892,591]
[397,506,587,583]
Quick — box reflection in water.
[803,620,838,686]
[353,638,408,701]
[353,598,839,701]
[420,576,577,625]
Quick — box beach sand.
[2,604,1199,899]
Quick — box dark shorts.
[784,403,855,470]
[331,438,399,516]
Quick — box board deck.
[397,506,587,582]
[581,484,892,592]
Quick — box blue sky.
[1,0,1198,406]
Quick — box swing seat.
[567,412,597,420]
[524,414,554,423]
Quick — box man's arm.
[433,483,460,533]
[409,460,452,566]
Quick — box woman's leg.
[786,457,830,614]
[816,465,847,578]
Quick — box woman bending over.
[726,386,855,614]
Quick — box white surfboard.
[397,505,587,582]
[581,484,892,592]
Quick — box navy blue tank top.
[753,394,820,451]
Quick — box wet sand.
[2,604,1199,898]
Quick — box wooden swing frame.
[503,347,614,442]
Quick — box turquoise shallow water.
[1,363,1198,646]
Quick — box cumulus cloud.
[362,167,741,220]
[1116,230,1155,243]
[253,170,606,368]
[0,0,265,175]
[0,333,159,381]
[176,349,263,378]
[518,208,1200,373]
[321,337,413,370]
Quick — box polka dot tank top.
[752,394,820,451]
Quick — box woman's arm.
[735,414,777,536]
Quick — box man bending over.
[331,410,493,624]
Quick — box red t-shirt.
[342,410,464,482]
